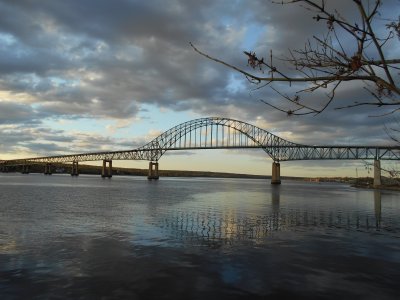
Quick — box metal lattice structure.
[2,117,400,166]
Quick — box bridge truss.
[2,117,400,166]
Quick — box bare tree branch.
[192,0,400,116]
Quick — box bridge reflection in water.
[159,189,386,245]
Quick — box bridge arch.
[138,117,300,161]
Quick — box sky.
[0,0,399,177]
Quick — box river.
[0,173,399,299]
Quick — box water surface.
[0,174,399,299]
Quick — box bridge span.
[1,117,399,185]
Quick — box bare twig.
[191,0,400,116]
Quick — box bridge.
[1,117,399,186]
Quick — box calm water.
[0,173,399,299]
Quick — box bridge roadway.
[1,117,399,185]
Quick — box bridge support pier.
[102,159,112,178]
[148,162,159,180]
[71,161,79,176]
[44,163,52,175]
[373,159,381,188]
[271,162,281,185]
[21,164,30,174]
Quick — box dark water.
[0,173,399,299]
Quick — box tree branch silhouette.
[191,0,400,116]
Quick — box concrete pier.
[44,163,52,175]
[101,159,112,178]
[271,162,281,184]
[148,161,159,180]
[373,159,381,187]
[71,161,79,176]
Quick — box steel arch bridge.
[2,117,400,165]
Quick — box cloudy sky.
[0,0,399,177]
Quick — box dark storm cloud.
[0,0,243,121]
[0,0,398,156]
